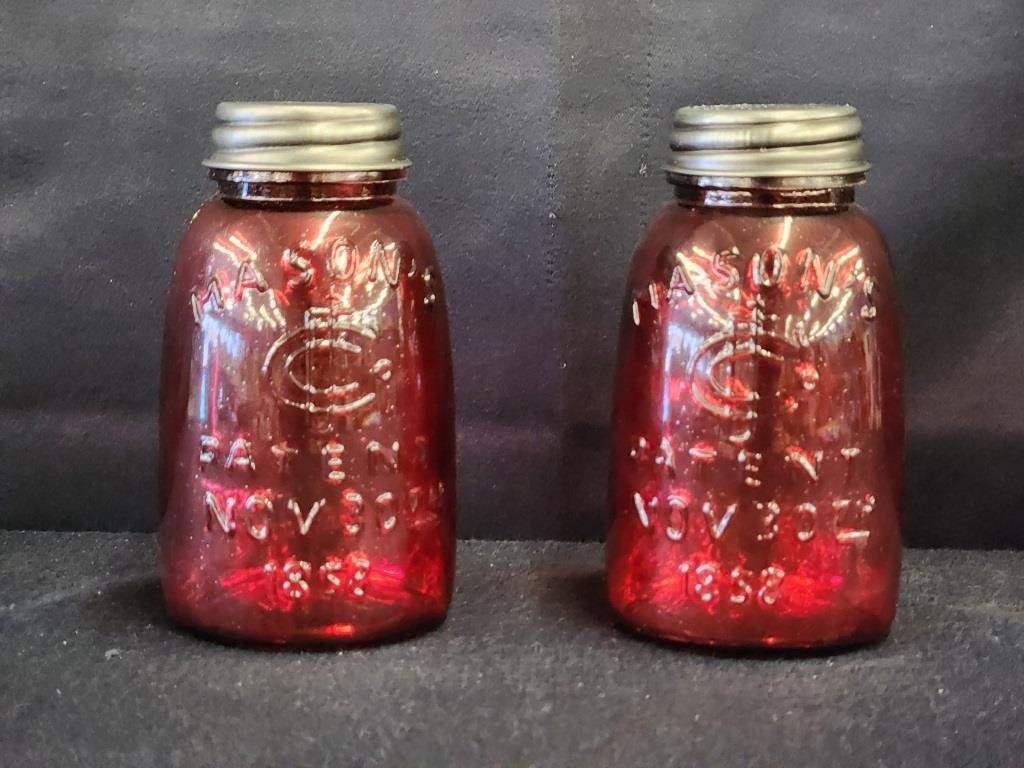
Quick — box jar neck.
[670,175,861,211]
[210,169,404,208]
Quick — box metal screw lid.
[665,104,870,184]
[203,102,411,172]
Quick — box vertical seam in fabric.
[544,4,560,295]
[641,2,655,223]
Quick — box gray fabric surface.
[1,1,1023,545]
[1,532,1022,767]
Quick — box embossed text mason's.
[606,105,903,648]
[159,102,455,645]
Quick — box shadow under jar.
[159,102,455,645]
[606,104,903,648]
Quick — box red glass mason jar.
[606,105,903,648]
[159,102,455,645]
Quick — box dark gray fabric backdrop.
[1,0,1022,545]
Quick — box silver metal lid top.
[666,104,870,183]
[203,102,411,172]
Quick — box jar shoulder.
[165,194,445,332]
[631,200,892,279]
[179,195,434,251]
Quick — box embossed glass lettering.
[607,160,903,648]
[159,134,455,645]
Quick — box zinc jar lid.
[203,101,411,172]
[665,103,870,184]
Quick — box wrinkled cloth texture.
[1,532,1023,767]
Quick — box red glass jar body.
[606,185,903,648]
[159,173,455,645]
